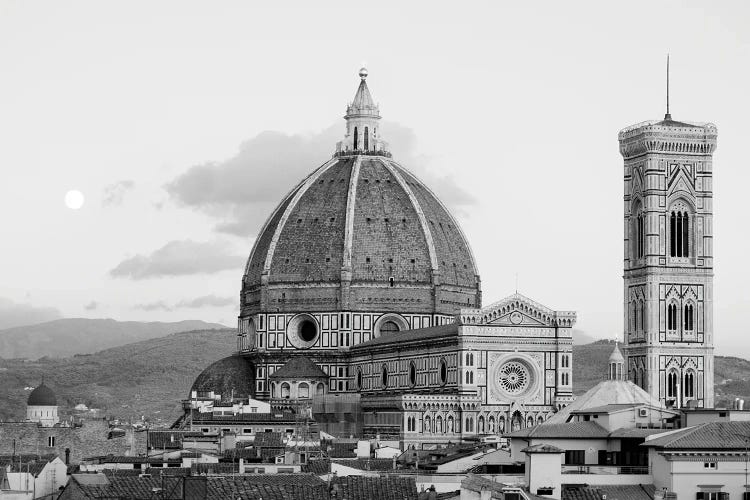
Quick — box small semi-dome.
[190,355,256,401]
[27,383,57,406]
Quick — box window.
[243,428,252,434]
[668,303,678,331]
[48,436,56,447]
[684,371,695,399]
[298,382,310,399]
[409,361,417,387]
[564,450,585,465]
[670,210,690,257]
[667,371,678,399]
[364,126,369,150]
[684,304,694,331]
[381,364,388,387]
[704,462,717,469]
[639,301,645,332]
[635,211,645,258]
[353,126,358,150]
[538,489,554,496]
[380,321,400,335]
[356,368,363,390]
[439,359,447,385]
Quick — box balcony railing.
[562,465,651,475]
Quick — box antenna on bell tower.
[665,53,671,121]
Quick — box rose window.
[498,361,530,395]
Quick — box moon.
[64,190,85,210]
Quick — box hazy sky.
[1,1,748,355]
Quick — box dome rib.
[377,158,439,271]
[261,157,340,274]
[391,159,479,280]
[342,156,363,271]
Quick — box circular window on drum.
[497,360,531,396]
[286,314,320,349]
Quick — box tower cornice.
[619,121,718,159]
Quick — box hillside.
[572,340,750,408]
[0,328,236,425]
[0,318,227,359]
[2,335,748,426]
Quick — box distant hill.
[0,318,227,359]
[0,328,236,425]
[572,340,750,408]
[572,329,600,346]
[2,334,748,426]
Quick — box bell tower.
[618,67,717,408]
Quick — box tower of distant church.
[618,62,717,408]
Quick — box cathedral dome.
[190,355,256,401]
[241,70,480,317]
[27,383,57,406]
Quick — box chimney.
[740,400,746,411]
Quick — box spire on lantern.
[335,67,390,157]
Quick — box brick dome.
[241,155,480,316]
[27,383,57,406]
[190,355,256,401]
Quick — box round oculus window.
[497,360,531,395]
[286,314,319,348]
[298,320,317,342]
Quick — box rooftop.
[506,421,610,439]
[351,323,458,350]
[269,357,328,380]
[643,421,750,450]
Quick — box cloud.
[0,298,63,330]
[164,122,476,236]
[175,295,235,308]
[103,180,135,206]
[84,301,99,311]
[133,301,172,312]
[109,240,244,279]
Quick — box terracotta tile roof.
[302,458,331,475]
[608,428,672,439]
[269,357,329,380]
[253,432,285,448]
[506,421,609,439]
[331,475,418,500]
[350,323,458,349]
[333,458,395,471]
[643,421,750,450]
[147,431,204,449]
[325,441,357,458]
[563,485,655,500]
[70,473,328,500]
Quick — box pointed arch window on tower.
[636,212,645,258]
[638,300,645,333]
[353,126,358,151]
[667,303,678,332]
[670,210,690,258]
[667,370,678,399]
[684,304,694,332]
[684,371,695,399]
[364,126,369,151]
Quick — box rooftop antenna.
[665,54,671,120]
